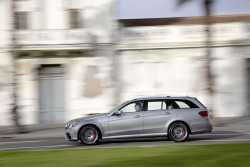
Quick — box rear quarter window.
[173,99,199,109]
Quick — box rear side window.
[172,99,199,109]
[147,100,166,111]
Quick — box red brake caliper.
[91,130,96,140]
[182,127,186,135]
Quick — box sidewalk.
[0,117,249,140]
[215,117,250,131]
[0,123,65,139]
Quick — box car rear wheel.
[79,126,99,145]
[168,122,189,142]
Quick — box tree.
[10,0,25,133]
[177,0,215,124]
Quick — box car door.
[143,99,179,134]
[108,101,144,137]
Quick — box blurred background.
[0,0,249,132]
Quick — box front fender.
[76,120,105,139]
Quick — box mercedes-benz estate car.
[65,96,213,145]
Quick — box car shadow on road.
[187,134,243,142]
[100,137,171,144]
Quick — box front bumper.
[65,127,79,141]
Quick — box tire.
[79,125,99,145]
[168,122,189,142]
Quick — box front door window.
[120,101,143,113]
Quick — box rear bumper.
[190,121,213,134]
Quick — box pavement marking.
[199,133,239,136]
[0,144,73,151]
[0,140,46,145]
[1,138,250,151]
[198,138,250,142]
[238,131,250,135]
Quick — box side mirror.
[114,110,122,115]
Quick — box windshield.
[106,101,129,114]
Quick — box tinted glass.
[173,100,199,109]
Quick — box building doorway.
[38,65,65,123]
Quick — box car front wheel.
[79,126,99,145]
[168,122,189,142]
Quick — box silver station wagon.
[65,96,213,145]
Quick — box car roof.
[131,96,197,101]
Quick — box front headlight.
[68,121,79,129]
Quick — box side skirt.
[102,133,167,140]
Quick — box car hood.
[69,113,107,122]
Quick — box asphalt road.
[0,129,250,151]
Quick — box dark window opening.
[69,9,81,29]
[15,12,28,29]
[171,99,199,109]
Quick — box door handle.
[165,112,171,115]
[135,115,141,118]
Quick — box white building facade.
[0,0,117,125]
[0,0,249,126]
[118,16,250,118]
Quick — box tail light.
[199,111,208,118]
